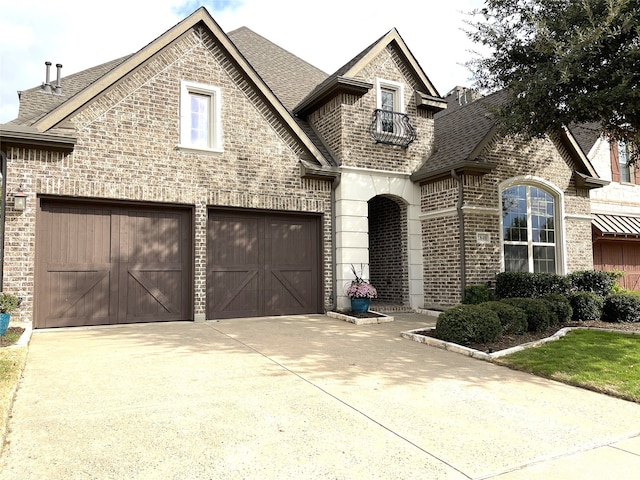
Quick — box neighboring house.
[0,7,608,327]
[572,123,640,291]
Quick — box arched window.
[501,184,558,273]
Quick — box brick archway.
[368,195,408,306]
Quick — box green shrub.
[463,285,495,305]
[481,301,528,335]
[602,294,640,323]
[568,270,618,297]
[0,293,20,314]
[495,272,570,299]
[568,292,603,321]
[501,297,552,332]
[435,305,503,346]
[542,293,573,325]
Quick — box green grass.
[497,329,640,402]
[0,347,28,446]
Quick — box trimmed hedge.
[462,285,495,305]
[435,305,503,346]
[568,270,618,298]
[568,292,603,321]
[481,301,528,335]
[495,272,570,299]
[542,294,573,325]
[501,298,552,332]
[602,293,640,323]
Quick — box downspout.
[451,169,466,301]
[0,151,6,291]
[330,174,340,312]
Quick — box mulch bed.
[414,320,640,354]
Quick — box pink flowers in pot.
[346,264,378,299]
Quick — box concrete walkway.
[2,314,640,479]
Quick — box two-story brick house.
[571,123,640,291]
[0,7,607,327]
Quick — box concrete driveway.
[2,314,640,479]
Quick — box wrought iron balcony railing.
[369,109,417,147]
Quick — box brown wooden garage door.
[594,240,640,291]
[207,210,322,319]
[35,200,193,328]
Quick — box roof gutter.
[0,125,76,151]
[299,162,341,185]
[294,76,372,117]
[410,160,496,184]
[574,172,609,189]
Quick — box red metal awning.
[592,214,640,238]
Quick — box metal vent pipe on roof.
[54,64,63,94]
[42,61,52,93]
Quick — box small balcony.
[369,109,417,148]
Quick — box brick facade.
[308,44,435,172]
[2,27,334,322]
[420,135,594,309]
[1,14,603,321]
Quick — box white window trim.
[375,78,404,113]
[498,176,567,275]
[375,78,406,137]
[178,80,223,153]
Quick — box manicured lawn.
[497,329,640,403]
[0,347,28,442]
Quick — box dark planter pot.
[0,313,10,336]
[350,298,370,313]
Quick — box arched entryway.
[368,195,408,306]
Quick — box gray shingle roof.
[414,89,508,177]
[569,122,602,156]
[13,56,131,126]
[227,27,328,111]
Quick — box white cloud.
[0,0,486,123]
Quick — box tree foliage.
[466,0,640,163]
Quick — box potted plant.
[346,264,377,313]
[0,293,20,336]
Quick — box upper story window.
[501,184,559,274]
[370,78,416,147]
[380,87,397,133]
[179,81,222,152]
[610,140,637,184]
[619,141,631,183]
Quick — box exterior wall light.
[13,189,27,211]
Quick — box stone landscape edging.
[401,326,640,361]
[327,310,394,325]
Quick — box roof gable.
[336,28,440,97]
[412,89,603,185]
[295,28,445,116]
[27,7,332,169]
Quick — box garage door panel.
[266,268,316,315]
[212,270,261,319]
[121,210,191,323]
[126,270,182,318]
[36,201,192,328]
[43,269,113,327]
[207,210,320,319]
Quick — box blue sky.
[0,0,486,123]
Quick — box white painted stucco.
[334,166,424,310]
[589,137,640,216]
